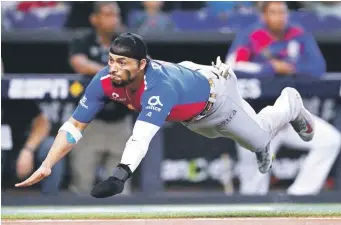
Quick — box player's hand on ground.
[212,56,231,79]
[16,148,34,179]
[15,163,51,188]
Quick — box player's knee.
[282,87,298,94]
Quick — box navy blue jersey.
[72,60,210,127]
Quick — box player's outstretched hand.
[91,164,132,198]
[15,164,51,188]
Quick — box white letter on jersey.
[79,95,88,109]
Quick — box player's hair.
[259,1,287,13]
[92,1,119,14]
[110,32,148,61]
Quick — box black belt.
[184,78,216,122]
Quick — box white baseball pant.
[179,61,303,153]
[236,115,341,195]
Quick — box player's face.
[143,1,164,11]
[108,53,144,87]
[263,2,288,33]
[96,4,121,34]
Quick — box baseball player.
[237,114,341,195]
[15,33,315,198]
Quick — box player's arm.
[226,29,276,77]
[293,33,326,77]
[15,75,106,188]
[91,82,178,198]
[121,84,177,171]
[42,117,88,169]
[69,37,104,75]
[15,117,91,188]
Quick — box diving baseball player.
[15,33,315,198]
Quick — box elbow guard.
[58,122,83,144]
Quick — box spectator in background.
[64,2,94,28]
[1,100,64,195]
[68,1,132,195]
[2,1,69,30]
[69,1,123,75]
[206,1,256,20]
[225,1,326,77]
[129,1,175,33]
[64,2,139,28]
[304,2,341,19]
[1,1,17,30]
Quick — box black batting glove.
[91,164,132,198]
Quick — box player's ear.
[139,59,147,71]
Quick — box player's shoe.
[285,88,315,142]
[290,107,315,142]
[255,144,275,174]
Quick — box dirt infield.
[3,218,341,225]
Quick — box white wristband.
[58,122,83,143]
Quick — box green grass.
[3,211,341,220]
[3,204,341,220]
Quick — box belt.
[185,78,217,122]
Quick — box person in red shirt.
[226,1,326,77]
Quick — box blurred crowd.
[1,1,341,32]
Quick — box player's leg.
[185,60,314,146]
[69,120,103,194]
[183,62,312,174]
[252,87,315,173]
[236,143,271,195]
[223,63,314,145]
[286,116,341,195]
[258,87,315,142]
[197,87,307,173]
[236,127,284,195]
[184,66,275,173]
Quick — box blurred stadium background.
[1,0,341,217]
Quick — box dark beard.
[111,80,133,87]
[111,69,135,87]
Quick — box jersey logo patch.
[111,92,126,101]
[148,96,163,106]
[146,96,163,112]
